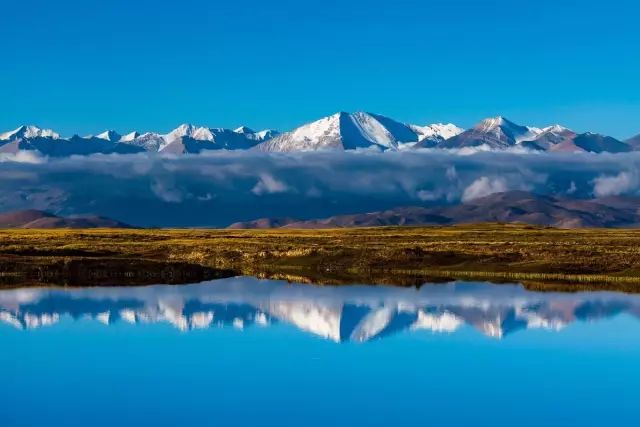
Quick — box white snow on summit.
[120,131,141,142]
[0,125,60,141]
[164,124,212,144]
[95,130,122,142]
[411,123,463,142]
[475,116,542,143]
[256,112,422,152]
[0,114,633,155]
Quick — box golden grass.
[2,223,640,288]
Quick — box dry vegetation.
[2,223,640,289]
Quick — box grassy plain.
[2,223,640,290]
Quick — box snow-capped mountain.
[0,134,144,156]
[548,132,630,153]
[411,123,464,148]
[120,131,140,142]
[0,125,60,141]
[160,124,278,153]
[0,116,636,156]
[0,123,279,156]
[520,126,630,153]
[255,112,422,152]
[95,130,122,142]
[235,126,280,141]
[515,125,576,151]
[163,124,213,144]
[441,116,543,149]
[120,132,165,152]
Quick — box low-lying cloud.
[462,177,509,202]
[593,171,638,197]
[1,150,640,226]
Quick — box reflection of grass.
[2,224,640,289]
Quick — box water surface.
[2,277,639,426]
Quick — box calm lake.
[2,276,640,426]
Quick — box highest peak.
[542,124,572,134]
[167,123,202,136]
[174,123,197,132]
[163,124,216,143]
[300,112,375,125]
[477,116,513,128]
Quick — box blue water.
[2,277,640,426]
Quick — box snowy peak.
[164,124,208,143]
[256,111,420,152]
[441,116,543,149]
[162,124,278,150]
[256,113,344,152]
[120,132,165,152]
[253,129,279,141]
[476,115,508,130]
[0,125,60,141]
[96,130,122,142]
[159,123,279,154]
[542,124,572,134]
[522,125,576,151]
[351,111,419,148]
[0,115,635,155]
[475,116,541,142]
[412,123,463,141]
[234,126,256,134]
[235,126,281,142]
[191,127,216,141]
[411,123,464,148]
[521,126,628,153]
[120,131,140,142]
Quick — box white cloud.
[462,177,508,201]
[251,173,290,195]
[593,171,637,197]
[1,150,640,226]
[151,178,184,203]
[0,151,46,164]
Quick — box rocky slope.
[228,191,640,229]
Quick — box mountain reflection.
[2,277,640,341]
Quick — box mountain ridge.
[228,191,640,229]
[1,114,636,156]
[0,210,132,228]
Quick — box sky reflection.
[3,277,640,341]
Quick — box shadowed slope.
[0,210,132,228]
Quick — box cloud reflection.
[2,277,640,341]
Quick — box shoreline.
[2,224,640,291]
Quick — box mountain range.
[2,114,638,156]
[4,191,640,229]
[0,124,278,156]
[229,191,640,229]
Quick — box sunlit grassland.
[2,223,640,288]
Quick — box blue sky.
[2,0,639,138]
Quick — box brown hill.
[0,210,132,229]
[227,217,298,229]
[228,191,640,229]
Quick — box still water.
[2,277,640,426]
